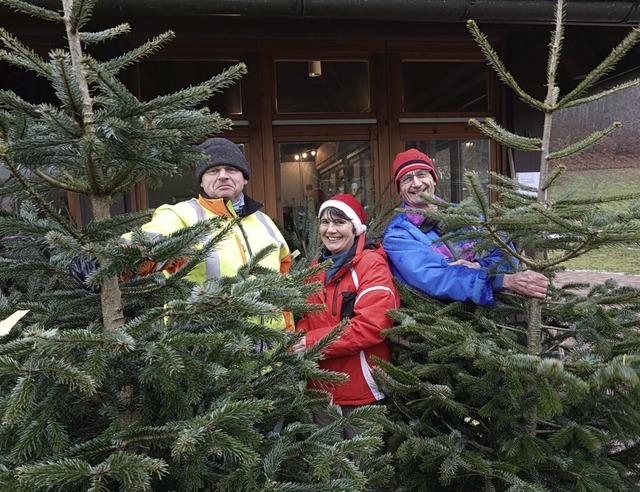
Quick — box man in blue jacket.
[382,148,548,306]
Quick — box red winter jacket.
[297,234,400,406]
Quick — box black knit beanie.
[196,138,251,183]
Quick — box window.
[402,61,488,112]
[275,61,370,113]
[146,165,197,209]
[279,141,373,232]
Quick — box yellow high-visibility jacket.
[128,193,293,331]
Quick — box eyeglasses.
[399,170,432,186]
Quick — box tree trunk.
[63,0,124,330]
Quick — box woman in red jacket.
[293,194,400,437]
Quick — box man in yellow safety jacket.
[71,137,294,331]
[137,137,294,331]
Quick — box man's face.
[201,165,248,202]
[398,170,436,209]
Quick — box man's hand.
[291,335,307,353]
[450,259,481,269]
[503,270,549,299]
[69,255,100,293]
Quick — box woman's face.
[319,210,356,254]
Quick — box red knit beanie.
[318,194,367,235]
[392,148,438,191]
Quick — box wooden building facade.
[2,1,640,231]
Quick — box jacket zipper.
[237,221,253,259]
[331,277,342,316]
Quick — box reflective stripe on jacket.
[296,234,399,406]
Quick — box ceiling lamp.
[308,60,322,77]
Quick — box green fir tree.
[0,0,390,490]
[378,0,640,490]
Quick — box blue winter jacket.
[382,210,518,306]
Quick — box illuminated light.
[308,60,322,77]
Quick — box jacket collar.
[197,193,263,218]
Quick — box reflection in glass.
[279,141,373,233]
[402,61,488,112]
[275,61,370,113]
[404,139,490,203]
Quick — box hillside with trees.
[552,84,640,171]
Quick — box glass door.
[278,140,374,235]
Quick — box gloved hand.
[69,255,100,293]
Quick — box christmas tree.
[0,0,389,490]
[378,0,640,490]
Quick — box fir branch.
[96,159,139,195]
[78,23,131,44]
[459,177,538,268]
[136,63,247,115]
[0,145,80,238]
[23,357,97,395]
[545,0,565,109]
[0,28,52,78]
[171,400,267,462]
[0,90,43,118]
[562,77,640,109]
[465,172,491,219]
[539,164,565,191]
[38,104,83,138]
[466,20,545,111]
[585,289,640,308]
[28,327,135,352]
[558,26,640,107]
[0,0,61,23]
[14,454,167,491]
[548,122,621,160]
[550,190,640,207]
[469,118,541,152]
[533,205,598,237]
[2,374,36,424]
[81,56,139,109]
[151,109,233,137]
[69,0,96,31]
[492,171,539,191]
[76,209,153,241]
[48,50,84,121]
[100,30,176,75]
[493,323,527,335]
[67,430,170,461]
[539,234,596,269]
[31,165,87,194]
